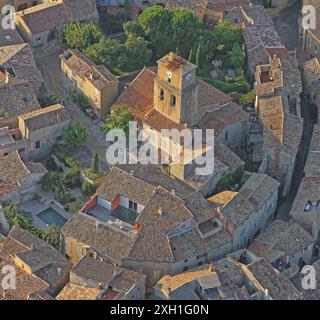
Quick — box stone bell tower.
[153,52,199,125]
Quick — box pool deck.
[22,200,71,232]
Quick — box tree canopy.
[63,7,245,76]
[62,123,87,148]
[100,106,133,135]
[64,22,104,51]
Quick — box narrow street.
[36,52,108,164]
[276,97,315,220]
[273,0,316,220]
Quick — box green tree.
[188,48,193,62]
[196,42,202,66]
[227,44,245,69]
[64,22,104,51]
[45,226,61,249]
[124,20,145,38]
[62,123,87,148]
[92,152,99,174]
[100,106,133,135]
[124,36,152,70]
[170,9,203,57]
[137,6,173,57]
[239,91,256,108]
[81,180,96,196]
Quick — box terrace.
[87,204,138,226]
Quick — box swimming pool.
[37,208,67,228]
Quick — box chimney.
[95,220,99,228]
[171,189,175,196]
[134,223,141,232]
[57,267,62,276]
[89,72,93,80]
[130,170,134,176]
[158,207,163,215]
[30,244,35,250]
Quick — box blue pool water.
[37,208,67,227]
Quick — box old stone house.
[0,43,44,96]
[0,226,71,299]
[57,256,146,300]
[0,151,47,203]
[249,219,314,280]
[154,249,303,300]
[15,0,99,52]
[0,104,70,160]
[209,173,280,251]
[61,165,234,290]
[60,49,119,119]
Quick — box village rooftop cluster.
[0,0,320,301]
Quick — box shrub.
[213,79,250,94]
[62,123,87,148]
[40,172,61,192]
[239,91,256,108]
[54,187,73,205]
[2,204,61,249]
[53,145,81,169]
[67,90,90,111]
[62,168,81,189]
[46,157,58,171]
[81,180,96,196]
[92,152,99,174]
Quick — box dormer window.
[159,89,164,100]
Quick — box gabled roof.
[0,226,70,292]
[197,102,249,135]
[17,2,68,35]
[62,212,136,264]
[60,49,117,90]
[0,79,41,119]
[0,151,30,197]
[249,220,313,263]
[0,43,43,85]
[96,166,155,206]
[18,104,70,132]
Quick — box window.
[183,266,188,272]
[129,200,138,211]
[4,34,11,41]
[314,43,318,51]
[170,95,176,107]
[225,131,228,142]
[307,36,312,45]
[159,89,164,100]
[18,148,25,153]
[184,259,188,263]
[35,36,41,41]
[35,141,41,149]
